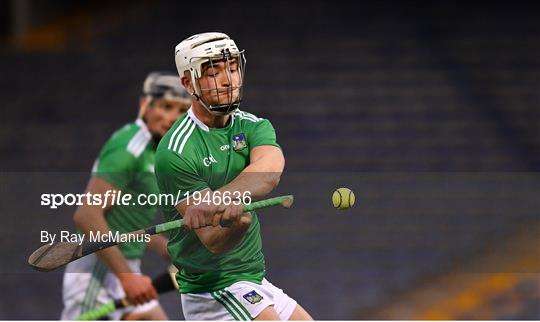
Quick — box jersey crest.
[232,133,247,151]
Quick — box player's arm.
[175,196,250,254]
[177,145,284,227]
[218,145,284,198]
[157,151,246,253]
[218,118,285,199]
[146,234,170,260]
[176,145,284,254]
[73,177,157,305]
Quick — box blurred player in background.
[61,72,191,320]
[155,32,313,320]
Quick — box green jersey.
[92,119,159,259]
[155,108,280,293]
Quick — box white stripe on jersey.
[238,115,258,122]
[133,135,148,156]
[235,110,261,122]
[171,118,193,151]
[126,132,139,153]
[188,108,210,132]
[168,116,191,150]
[127,129,150,157]
[178,122,196,154]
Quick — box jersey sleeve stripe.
[126,131,142,152]
[238,115,259,123]
[238,110,260,120]
[133,137,148,157]
[131,133,146,153]
[171,118,194,151]
[168,116,191,150]
[236,111,260,123]
[127,130,150,157]
[135,133,150,156]
[178,122,196,154]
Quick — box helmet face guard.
[191,49,246,116]
[175,32,246,116]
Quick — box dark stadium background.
[0,0,538,319]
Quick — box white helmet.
[143,71,191,105]
[174,32,246,115]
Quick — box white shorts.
[61,253,159,320]
[181,278,297,321]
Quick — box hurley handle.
[153,194,294,234]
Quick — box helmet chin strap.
[206,101,240,116]
[192,91,240,116]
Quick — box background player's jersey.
[155,108,280,293]
[92,119,159,258]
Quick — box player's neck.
[192,103,230,128]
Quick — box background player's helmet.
[143,71,191,105]
[174,32,246,116]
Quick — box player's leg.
[61,271,94,320]
[61,255,109,320]
[122,304,168,320]
[254,304,314,321]
[254,306,280,320]
[261,278,313,320]
[287,304,313,320]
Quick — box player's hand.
[182,203,221,230]
[228,211,253,228]
[239,212,253,226]
[182,200,247,230]
[117,273,158,305]
[216,203,246,227]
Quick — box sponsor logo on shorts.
[243,290,263,304]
